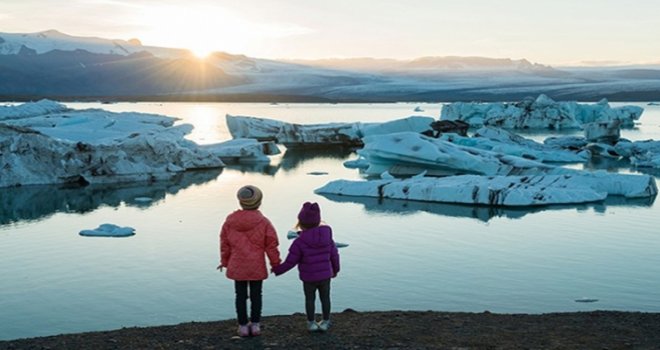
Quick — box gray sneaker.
[307,321,320,332]
[318,319,331,332]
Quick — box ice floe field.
[1,100,660,340]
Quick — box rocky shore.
[2,310,660,349]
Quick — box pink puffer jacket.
[220,209,281,281]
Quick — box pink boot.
[249,322,261,336]
[237,324,249,337]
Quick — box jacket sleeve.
[264,221,281,268]
[330,229,340,276]
[220,221,230,267]
[273,240,302,276]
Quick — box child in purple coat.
[273,202,340,332]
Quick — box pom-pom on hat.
[298,202,321,227]
[237,185,262,210]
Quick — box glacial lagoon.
[2,102,660,340]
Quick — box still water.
[2,102,660,340]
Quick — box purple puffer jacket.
[273,225,340,282]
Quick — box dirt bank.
[2,309,660,349]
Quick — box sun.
[191,47,213,59]
[139,5,249,59]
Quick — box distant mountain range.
[1,30,659,102]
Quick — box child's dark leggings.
[234,280,263,325]
[303,278,331,321]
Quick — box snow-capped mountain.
[1,30,659,102]
[285,56,556,73]
[0,29,151,56]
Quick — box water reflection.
[279,147,355,171]
[225,163,280,175]
[0,169,222,225]
[319,193,655,222]
[224,147,355,176]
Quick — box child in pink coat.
[218,185,281,337]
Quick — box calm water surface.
[2,102,660,340]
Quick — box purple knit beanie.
[298,202,321,227]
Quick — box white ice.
[226,114,435,147]
[79,223,135,237]
[316,171,657,207]
[441,94,643,129]
[200,138,280,163]
[0,100,277,188]
[440,127,589,163]
[615,140,660,168]
[355,131,563,177]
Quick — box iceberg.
[354,131,564,177]
[226,114,435,147]
[583,120,621,143]
[319,192,654,222]
[315,171,657,207]
[543,136,588,150]
[0,99,70,120]
[440,127,589,163]
[200,138,280,163]
[440,95,643,129]
[79,223,135,237]
[0,123,223,187]
[615,140,660,168]
[0,101,278,188]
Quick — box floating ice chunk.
[575,298,599,303]
[316,176,606,206]
[585,143,620,158]
[0,102,226,188]
[583,120,621,143]
[316,171,657,207]
[343,158,370,169]
[357,132,561,177]
[226,114,359,146]
[0,99,69,121]
[226,114,434,147]
[441,94,643,129]
[201,138,280,164]
[440,127,589,162]
[615,139,660,168]
[79,223,135,237]
[543,136,588,150]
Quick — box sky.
[1,0,659,66]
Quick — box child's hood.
[227,209,268,232]
[298,225,333,248]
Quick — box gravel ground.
[2,309,660,349]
